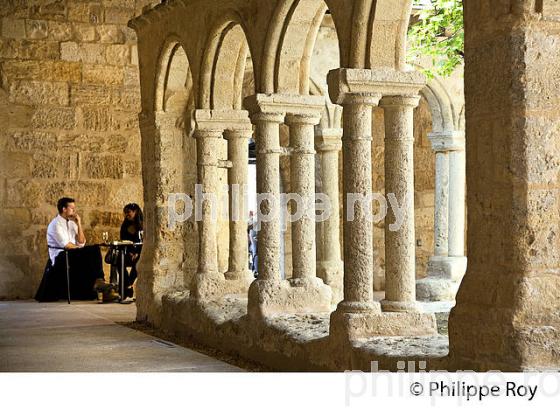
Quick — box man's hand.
[72,212,86,245]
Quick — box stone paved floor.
[0,300,241,372]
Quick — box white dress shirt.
[47,214,85,263]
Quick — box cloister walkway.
[0,301,240,372]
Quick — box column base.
[416,277,461,302]
[426,255,467,281]
[317,260,343,305]
[380,299,421,313]
[417,256,467,301]
[329,302,437,340]
[224,270,254,294]
[190,272,228,300]
[247,277,332,319]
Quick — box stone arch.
[419,76,457,133]
[262,0,330,94]
[368,0,414,69]
[155,36,194,114]
[261,0,413,95]
[134,35,198,325]
[153,38,197,291]
[199,12,256,110]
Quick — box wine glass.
[138,230,144,243]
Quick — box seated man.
[35,197,112,302]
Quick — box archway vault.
[199,11,256,110]
[259,0,415,95]
[132,0,417,109]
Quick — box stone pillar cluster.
[416,131,467,301]
[187,73,440,338]
[244,94,332,318]
[191,110,254,300]
[327,68,437,339]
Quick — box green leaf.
[408,0,464,78]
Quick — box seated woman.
[108,203,143,300]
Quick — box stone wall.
[449,0,560,370]
[0,0,156,299]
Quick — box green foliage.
[408,0,464,78]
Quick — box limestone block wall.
[449,0,560,370]
[0,0,156,299]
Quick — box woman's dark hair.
[123,203,143,231]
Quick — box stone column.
[251,112,284,282]
[285,113,321,284]
[380,95,420,313]
[431,143,450,259]
[315,128,343,304]
[191,127,224,299]
[224,128,254,286]
[417,131,466,301]
[135,112,158,323]
[447,134,466,272]
[337,94,381,314]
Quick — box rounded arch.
[262,0,333,94]
[199,11,256,110]
[417,73,458,133]
[154,35,194,114]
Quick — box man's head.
[57,197,76,218]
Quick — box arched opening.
[153,41,197,292]
[200,17,257,278]
[268,2,342,288]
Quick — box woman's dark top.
[120,221,142,257]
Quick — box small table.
[103,241,142,303]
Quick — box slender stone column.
[380,95,420,312]
[426,133,451,274]
[448,135,466,271]
[315,128,343,303]
[191,128,224,298]
[252,112,284,282]
[285,114,321,283]
[338,94,381,314]
[433,150,450,257]
[417,131,466,301]
[224,128,254,284]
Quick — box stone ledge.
[351,335,449,371]
[330,308,438,340]
[157,291,449,371]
